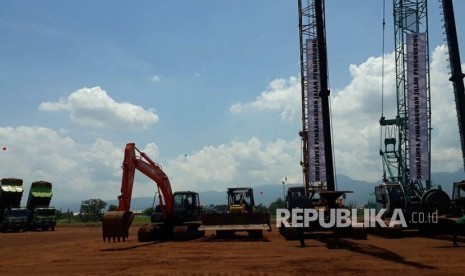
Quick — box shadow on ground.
[314,235,437,270]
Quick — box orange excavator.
[102,143,203,242]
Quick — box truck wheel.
[51,225,55,231]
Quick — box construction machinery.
[0,178,28,232]
[451,181,465,216]
[375,0,452,233]
[279,187,310,240]
[26,181,56,231]
[440,0,465,226]
[279,0,366,241]
[102,143,203,242]
[200,187,271,239]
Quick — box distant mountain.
[53,170,465,212]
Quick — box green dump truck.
[27,181,56,231]
[0,178,29,232]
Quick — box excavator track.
[137,223,171,242]
[137,224,156,242]
[102,211,134,242]
[137,223,203,242]
[172,223,203,241]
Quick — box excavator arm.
[102,143,174,242]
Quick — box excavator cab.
[141,191,203,241]
[172,191,201,221]
[285,187,313,210]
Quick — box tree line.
[59,197,362,223]
[57,198,289,223]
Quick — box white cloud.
[165,137,302,192]
[329,47,462,180]
[0,126,300,207]
[0,126,162,205]
[230,46,463,181]
[0,126,90,200]
[329,53,397,181]
[429,45,463,171]
[150,75,160,83]
[230,77,300,121]
[39,86,159,130]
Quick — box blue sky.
[1,1,464,205]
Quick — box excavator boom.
[102,143,174,242]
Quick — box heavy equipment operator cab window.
[234,193,251,212]
[173,194,185,212]
[173,193,198,218]
[183,197,193,209]
[234,195,244,205]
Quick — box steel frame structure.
[380,0,432,203]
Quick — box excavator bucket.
[102,211,134,242]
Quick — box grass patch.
[133,215,150,225]
[56,215,151,227]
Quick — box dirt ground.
[1,224,465,276]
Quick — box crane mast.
[440,0,465,216]
[298,0,335,194]
[290,1,367,240]
[375,1,454,229]
[440,0,465,171]
[380,0,431,204]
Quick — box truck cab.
[28,207,57,231]
[0,178,28,232]
[26,181,56,231]
[0,207,29,232]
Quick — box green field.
[57,214,151,227]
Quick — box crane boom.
[314,0,335,191]
[441,0,465,171]
[298,0,336,193]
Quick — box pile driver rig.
[280,0,366,240]
[376,0,451,232]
